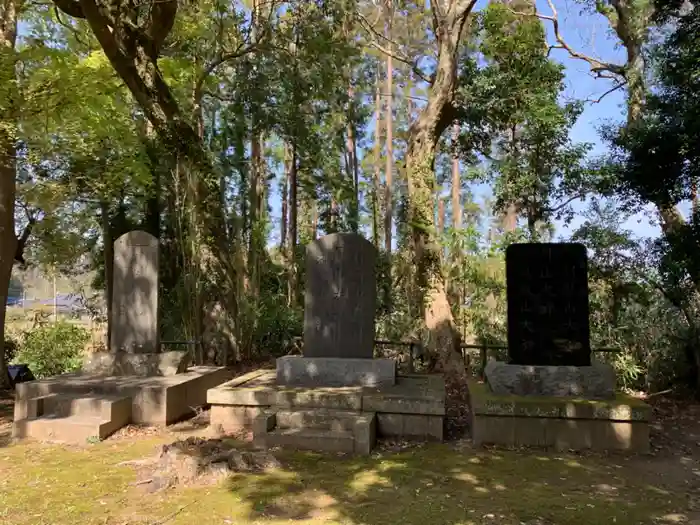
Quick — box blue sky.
[531,0,690,240]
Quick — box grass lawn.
[1,389,698,525]
[0,434,696,525]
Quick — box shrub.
[3,338,17,364]
[13,321,90,379]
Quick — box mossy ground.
[0,391,698,525]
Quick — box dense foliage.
[0,0,697,394]
[13,321,90,379]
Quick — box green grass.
[0,437,691,525]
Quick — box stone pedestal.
[83,350,191,377]
[484,360,616,399]
[276,356,396,387]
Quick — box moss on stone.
[469,379,651,421]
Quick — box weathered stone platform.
[208,370,445,453]
[276,355,396,387]
[13,366,229,443]
[469,380,651,453]
[484,360,616,399]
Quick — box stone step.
[263,427,356,454]
[28,393,132,421]
[253,410,376,455]
[12,414,124,444]
[274,409,362,432]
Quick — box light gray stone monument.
[111,230,160,353]
[84,230,189,377]
[276,232,395,387]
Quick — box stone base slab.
[485,360,616,399]
[208,370,445,447]
[276,356,396,387]
[14,366,229,427]
[469,380,651,453]
[82,350,191,377]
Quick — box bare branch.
[52,0,85,19]
[53,6,89,46]
[14,216,35,265]
[588,81,627,104]
[510,0,625,78]
[355,11,432,84]
[193,43,259,105]
[453,0,478,21]
[547,193,587,214]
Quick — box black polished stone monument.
[505,242,591,367]
[485,242,614,399]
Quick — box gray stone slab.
[276,356,395,387]
[304,233,377,359]
[111,230,159,353]
[83,350,190,377]
[484,360,616,399]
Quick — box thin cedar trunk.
[342,11,360,234]
[502,124,518,232]
[384,11,394,255]
[249,134,263,294]
[288,143,298,305]
[281,143,290,251]
[143,118,160,238]
[311,200,318,240]
[372,68,382,248]
[248,0,264,297]
[451,122,461,229]
[100,201,113,348]
[346,111,359,232]
[438,197,446,234]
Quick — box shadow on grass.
[221,444,689,525]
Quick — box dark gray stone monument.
[276,232,395,387]
[84,230,189,377]
[303,233,376,359]
[485,242,615,399]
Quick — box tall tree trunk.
[346,104,359,233]
[281,143,290,251]
[311,199,318,240]
[288,143,298,305]
[248,0,265,298]
[451,122,461,229]
[437,196,446,234]
[100,201,113,348]
[404,1,475,382]
[143,119,161,238]
[384,13,394,255]
[248,133,263,295]
[372,69,382,248]
[0,0,19,389]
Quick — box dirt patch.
[121,436,281,492]
[0,389,13,447]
